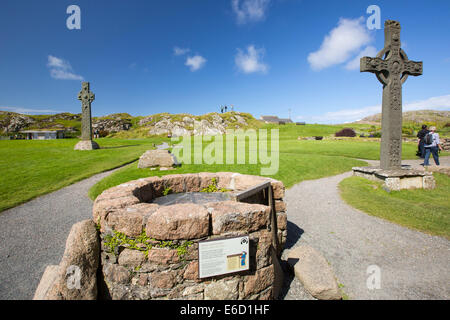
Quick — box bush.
[444,123,450,128]
[402,127,414,136]
[99,130,109,138]
[335,128,356,137]
[370,132,381,138]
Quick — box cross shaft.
[78,82,95,141]
[360,20,423,170]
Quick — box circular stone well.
[93,172,287,300]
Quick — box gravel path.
[281,157,450,300]
[0,168,120,300]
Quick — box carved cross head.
[78,82,95,104]
[360,20,422,86]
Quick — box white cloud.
[311,95,450,123]
[235,45,268,74]
[0,106,66,114]
[185,55,207,72]
[308,17,373,71]
[47,55,84,80]
[403,95,450,112]
[345,46,378,70]
[232,0,270,24]
[173,47,190,56]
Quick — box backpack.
[424,133,433,145]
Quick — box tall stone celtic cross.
[360,20,423,170]
[78,82,95,141]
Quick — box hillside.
[0,111,261,138]
[357,110,450,126]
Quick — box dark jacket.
[417,129,429,140]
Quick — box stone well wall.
[35,172,287,300]
[94,172,286,300]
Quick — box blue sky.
[0,0,449,123]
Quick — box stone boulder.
[287,245,341,300]
[137,149,179,168]
[34,220,100,300]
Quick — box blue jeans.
[424,147,440,166]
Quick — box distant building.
[20,130,65,140]
[260,116,293,124]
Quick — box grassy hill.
[356,110,450,138]
[0,111,262,138]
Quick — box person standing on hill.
[417,125,429,158]
[423,126,443,166]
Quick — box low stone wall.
[36,172,286,300]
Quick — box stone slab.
[352,166,435,191]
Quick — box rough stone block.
[277,212,287,230]
[183,261,199,281]
[423,175,436,189]
[182,174,202,192]
[106,204,158,237]
[149,270,178,289]
[44,220,100,300]
[204,279,239,300]
[93,196,140,225]
[162,174,186,193]
[147,248,181,265]
[33,265,60,300]
[287,245,341,300]
[118,249,146,268]
[242,265,274,298]
[208,201,270,235]
[103,263,131,285]
[233,174,267,191]
[138,149,179,168]
[146,203,210,240]
[275,200,286,213]
[270,181,285,199]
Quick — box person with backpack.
[417,125,429,158]
[423,126,443,166]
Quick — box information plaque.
[198,235,249,278]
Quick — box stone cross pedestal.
[360,20,422,170]
[74,82,100,150]
[353,20,434,191]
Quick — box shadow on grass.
[100,145,141,149]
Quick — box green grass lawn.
[339,174,450,239]
[88,152,367,200]
[0,138,166,212]
[2,122,447,221]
